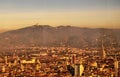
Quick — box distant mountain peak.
[0,25,119,49]
[33,25,51,27]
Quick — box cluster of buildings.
[0,46,119,77]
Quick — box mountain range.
[0,25,119,49]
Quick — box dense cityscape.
[0,0,120,77]
[0,46,119,77]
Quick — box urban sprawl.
[0,46,120,77]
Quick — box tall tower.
[101,40,106,58]
[98,29,118,58]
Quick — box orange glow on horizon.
[0,10,120,29]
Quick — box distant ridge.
[0,25,119,49]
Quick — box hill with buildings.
[0,25,119,49]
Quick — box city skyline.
[0,0,120,30]
[0,1,120,77]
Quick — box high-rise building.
[74,64,84,77]
[114,59,119,77]
[101,40,106,58]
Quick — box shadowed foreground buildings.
[0,46,119,77]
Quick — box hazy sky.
[0,0,120,29]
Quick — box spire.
[102,40,106,58]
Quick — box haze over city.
[0,0,120,31]
[0,0,120,77]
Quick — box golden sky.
[0,0,120,30]
[1,10,120,29]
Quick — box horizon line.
[0,24,120,33]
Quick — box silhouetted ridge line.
[0,25,119,49]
